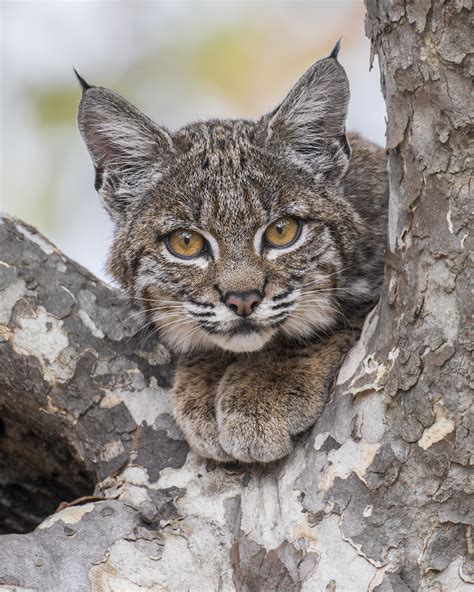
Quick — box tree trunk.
[0,2,471,590]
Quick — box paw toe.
[192,442,234,463]
[217,415,293,463]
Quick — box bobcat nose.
[225,290,262,317]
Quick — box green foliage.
[30,86,78,126]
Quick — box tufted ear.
[264,42,351,184]
[75,71,174,221]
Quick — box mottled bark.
[0,2,472,590]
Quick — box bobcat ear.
[264,47,351,183]
[76,74,174,220]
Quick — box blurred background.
[1,0,386,282]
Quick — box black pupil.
[182,232,192,245]
[276,222,285,235]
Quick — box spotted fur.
[77,48,388,462]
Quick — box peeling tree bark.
[0,2,472,590]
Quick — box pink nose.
[224,290,262,317]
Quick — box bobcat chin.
[76,42,388,463]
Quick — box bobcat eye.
[166,229,206,259]
[264,217,301,248]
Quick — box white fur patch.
[209,329,277,353]
[160,245,209,269]
[345,278,371,300]
[199,229,220,261]
[282,292,337,339]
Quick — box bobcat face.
[116,123,361,353]
[76,47,367,353]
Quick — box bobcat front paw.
[215,378,293,463]
[213,334,355,463]
[171,354,234,462]
[172,401,233,462]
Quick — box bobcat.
[76,42,388,463]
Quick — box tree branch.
[0,2,472,589]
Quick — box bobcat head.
[77,44,368,353]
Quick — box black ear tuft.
[77,83,174,221]
[329,38,342,60]
[73,67,92,92]
[263,51,350,184]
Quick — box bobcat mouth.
[228,319,262,336]
[192,315,276,352]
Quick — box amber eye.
[166,229,206,258]
[264,217,301,248]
